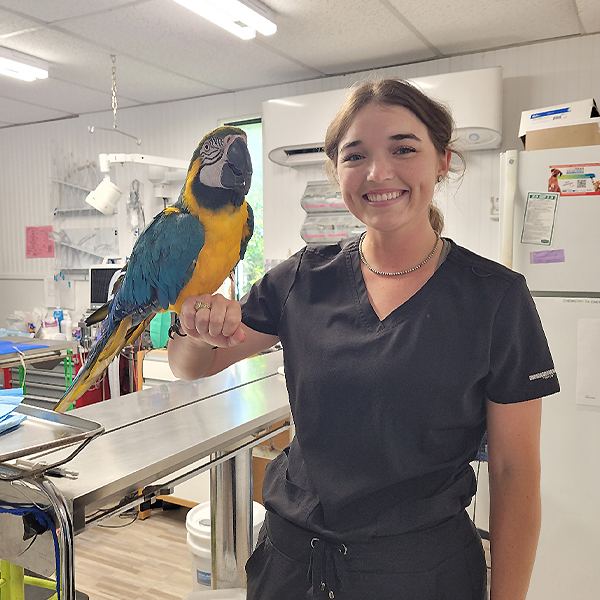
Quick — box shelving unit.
[50,158,119,282]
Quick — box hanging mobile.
[88,55,141,145]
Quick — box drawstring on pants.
[307,537,348,599]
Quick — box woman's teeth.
[365,190,404,202]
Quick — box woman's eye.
[394,146,416,155]
[340,153,362,163]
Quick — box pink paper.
[530,249,565,264]
[26,226,54,258]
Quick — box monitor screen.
[90,266,121,308]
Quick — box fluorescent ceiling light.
[173,0,276,40]
[0,47,48,82]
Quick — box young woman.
[168,79,559,600]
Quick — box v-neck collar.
[344,236,450,331]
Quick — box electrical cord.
[98,510,138,529]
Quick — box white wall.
[262,35,600,265]
[1,32,599,600]
[2,34,599,324]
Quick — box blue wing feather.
[109,208,205,326]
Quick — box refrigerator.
[499,145,600,600]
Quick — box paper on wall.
[520,192,559,246]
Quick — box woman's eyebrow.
[339,139,361,153]
[340,132,422,153]
[390,133,421,142]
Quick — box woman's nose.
[367,155,394,182]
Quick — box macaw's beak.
[222,136,253,196]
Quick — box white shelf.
[54,241,106,258]
[50,178,93,193]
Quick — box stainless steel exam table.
[0,350,290,599]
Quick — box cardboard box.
[519,99,600,150]
[524,118,600,151]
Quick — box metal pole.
[210,447,253,589]
[32,477,76,600]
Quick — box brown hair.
[324,78,465,234]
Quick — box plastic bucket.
[182,590,246,600]
[186,501,266,590]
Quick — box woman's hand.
[179,293,247,348]
[169,294,278,380]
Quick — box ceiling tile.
[55,0,324,90]
[0,95,71,125]
[263,0,437,73]
[0,25,222,106]
[388,0,583,54]
[0,76,105,115]
[0,1,139,23]
[0,0,597,126]
[0,7,39,37]
[576,0,600,33]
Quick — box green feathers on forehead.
[187,126,247,170]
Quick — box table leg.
[29,477,75,600]
[2,368,11,390]
[210,448,253,589]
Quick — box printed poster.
[548,163,600,196]
[26,226,54,258]
[520,192,559,246]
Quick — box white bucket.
[182,590,246,600]
[186,501,266,590]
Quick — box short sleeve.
[240,250,304,336]
[485,276,560,404]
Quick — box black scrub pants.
[246,509,487,600]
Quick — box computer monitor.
[89,264,122,309]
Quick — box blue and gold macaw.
[53,126,253,413]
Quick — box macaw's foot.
[168,316,187,339]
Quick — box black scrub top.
[241,238,559,541]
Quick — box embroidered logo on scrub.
[529,369,556,381]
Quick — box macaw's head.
[183,126,253,213]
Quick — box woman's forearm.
[488,467,541,600]
[167,333,216,380]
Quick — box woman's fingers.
[179,294,245,347]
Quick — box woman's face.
[336,103,450,235]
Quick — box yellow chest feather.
[170,203,249,313]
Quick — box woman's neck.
[361,224,440,274]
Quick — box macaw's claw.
[168,316,187,339]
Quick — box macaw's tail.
[53,314,154,413]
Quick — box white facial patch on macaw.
[198,135,226,188]
[199,159,224,188]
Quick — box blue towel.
[0,340,49,356]
[0,387,27,435]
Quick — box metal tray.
[0,404,104,479]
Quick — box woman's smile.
[364,189,408,203]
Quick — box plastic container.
[186,501,265,590]
[60,312,72,340]
[182,589,246,600]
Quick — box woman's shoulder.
[445,238,524,286]
[292,239,356,266]
[258,241,348,287]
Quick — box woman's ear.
[438,148,452,178]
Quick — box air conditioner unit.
[264,67,503,167]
